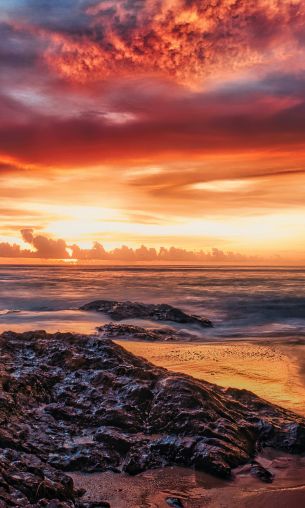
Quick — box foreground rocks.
[80,300,213,328]
[1,330,305,506]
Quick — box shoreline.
[117,338,305,417]
[70,448,305,507]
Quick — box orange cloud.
[21,229,69,259]
[40,0,305,86]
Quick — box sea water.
[0,264,305,339]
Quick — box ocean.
[1,264,305,340]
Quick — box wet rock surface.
[80,300,213,328]
[97,323,198,342]
[1,330,305,506]
[250,461,274,483]
[166,497,185,507]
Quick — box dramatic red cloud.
[41,0,305,87]
[1,77,305,167]
[1,0,305,169]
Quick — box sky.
[1,0,305,262]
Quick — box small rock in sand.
[166,497,184,507]
[251,461,274,483]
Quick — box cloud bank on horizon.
[0,229,258,263]
[1,0,305,260]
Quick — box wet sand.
[117,339,305,417]
[70,449,305,507]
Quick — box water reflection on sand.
[70,449,305,508]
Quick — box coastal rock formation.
[80,300,213,328]
[1,330,305,506]
[97,322,198,341]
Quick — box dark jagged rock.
[0,448,75,505]
[97,322,198,342]
[1,331,305,505]
[80,300,213,328]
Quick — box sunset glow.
[1,0,305,262]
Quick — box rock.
[250,461,274,483]
[36,501,73,507]
[77,503,110,508]
[97,323,197,342]
[80,300,213,328]
[0,448,76,506]
[0,330,305,506]
[166,498,184,507]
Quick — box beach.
[70,449,305,507]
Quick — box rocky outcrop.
[97,322,198,341]
[1,330,305,506]
[80,300,213,328]
[0,448,76,507]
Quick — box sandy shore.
[117,339,305,417]
[70,449,305,507]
